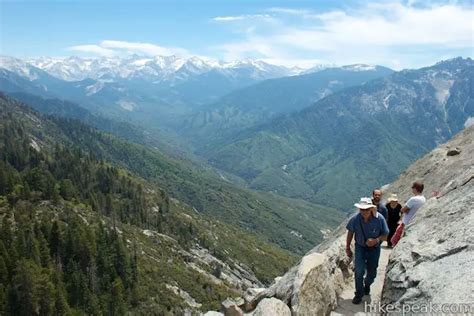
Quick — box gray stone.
[251,298,291,316]
[246,223,352,315]
[382,125,474,307]
[222,298,245,316]
[221,298,236,310]
[446,147,461,156]
[224,304,243,316]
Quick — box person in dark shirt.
[372,189,388,220]
[385,194,402,247]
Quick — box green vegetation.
[184,66,394,147]
[6,92,345,254]
[49,116,344,254]
[202,59,474,210]
[0,93,299,313]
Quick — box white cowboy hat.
[354,197,376,209]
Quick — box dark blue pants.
[354,244,381,298]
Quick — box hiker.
[372,189,388,220]
[385,194,401,247]
[346,197,389,304]
[390,181,426,247]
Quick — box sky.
[0,0,473,69]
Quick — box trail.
[331,246,392,315]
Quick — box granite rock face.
[382,125,474,307]
[242,125,473,315]
[245,220,353,315]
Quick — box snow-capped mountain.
[0,55,49,81]
[341,64,381,72]
[0,54,399,135]
[0,55,384,87]
[0,55,309,128]
[301,63,336,74]
[11,55,294,83]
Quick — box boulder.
[251,298,291,316]
[224,305,243,316]
[203,312,224,316]
[221,298,244,316]
[245,223,353,315]
[242,288,265,311]
[446,147,461,156]
[290,253,337,315]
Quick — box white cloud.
[268,7,311,15]
[68,44,116,57]
[212,14,272,22]
[100,40,189,56]
[214,1,474,69]
[267,7,318,18]
[68,40,190,57]
[65,1,473,69]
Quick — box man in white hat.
[346,197,389,304]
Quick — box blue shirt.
[374,200,388,220]
[346,213,389,247]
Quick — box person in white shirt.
[391,181,426,246]
[401,181,426,224]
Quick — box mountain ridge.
[202,57,474,209]
[183,65,394,144]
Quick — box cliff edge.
[381,124,473,308]
[212,125,473,315]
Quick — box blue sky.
[1,0,473,69]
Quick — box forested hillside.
[1,93,344,253]
[0,94,300,314]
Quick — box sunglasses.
[360,209,371,212]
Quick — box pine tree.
[109,277,126,316]
[52,272,70,315]
[49,221,61,264]
[8,260,41,315]
[37,275,55,316]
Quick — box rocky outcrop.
[238,125,474,315]
[243,220,353,315]
[221,298,245,316]
[382,125,474,307]
[251,298,291,316]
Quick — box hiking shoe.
[352,296,362,304]
[364,285,371,295]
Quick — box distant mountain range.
[0,55,390,131]
[0,55,295,128]
[201,57,474,209]
[22,55,297,82]
[182,65,394,143]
